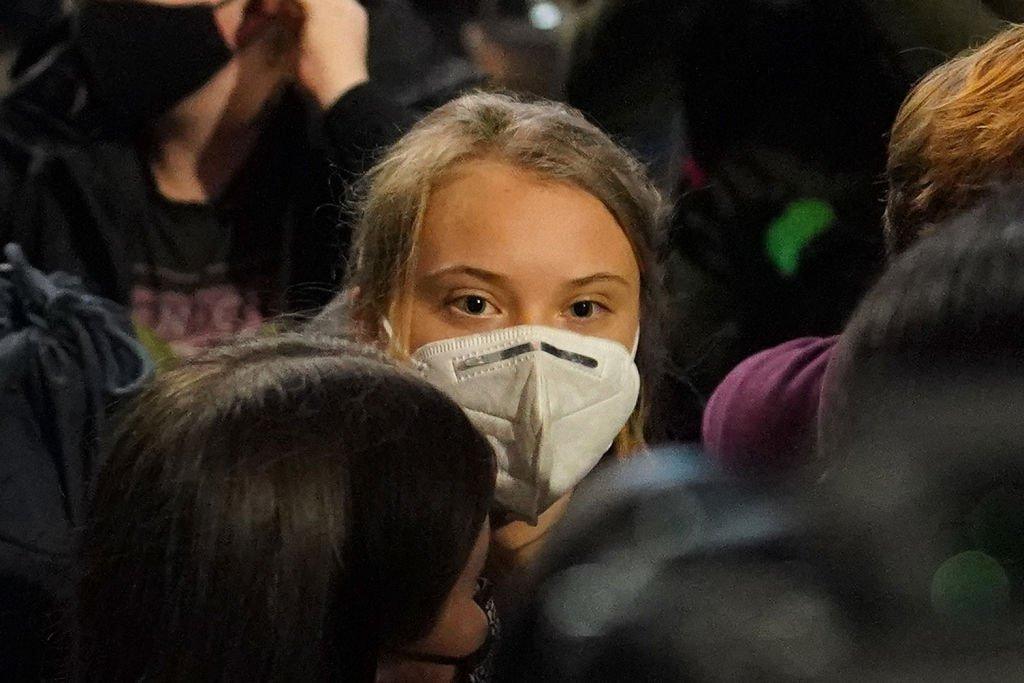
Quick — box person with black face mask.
[0,1,413,676]
[0,0,413,359]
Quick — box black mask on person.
[76,0,237,131]
[396,579,499,683]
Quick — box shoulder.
[702,336,838,473]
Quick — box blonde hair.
[885,24,1024,254]
[315,92,667,454]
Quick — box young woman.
[75,335,497,681]
[313,91,669,574]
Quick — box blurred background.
[5,0,1024,160]
[3,0,1024,438]
[1,0,63,88]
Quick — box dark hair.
[820,186,1024,464]
[679,0,906,175]
[814,191,1024,641]
[493,448,858,681]
[75,334,495,681]
[495,448,1024,680]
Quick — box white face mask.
[410,325,641,524]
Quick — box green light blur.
[765,198,836,277]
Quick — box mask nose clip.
[454,339,601,373]
[540,342,599,369]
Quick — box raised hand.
[274,0,370,108]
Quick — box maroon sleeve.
[701,336,838,474]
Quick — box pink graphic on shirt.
[132,284,264,357]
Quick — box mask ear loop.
[381,316,395,342]
[391,580,497,672]
[630,327,641,360]
[380,316,402,355]
[381,315,416,363]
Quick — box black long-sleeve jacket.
[0,16,412,314]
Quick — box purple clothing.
[702,336,838,473]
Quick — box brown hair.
[314,91,668,453]
[885,24,1024,254]
[76,334,495,680]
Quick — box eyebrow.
[421,266,632,290]
[421,265,510,285]
[568,273,632,288]
[419,266,626,290]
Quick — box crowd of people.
[3,0,1024,680]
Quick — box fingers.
[272,0,306,38]
[263,0,305,18]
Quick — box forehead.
[416,159,640,281]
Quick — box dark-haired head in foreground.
[495,448,1024,681]
[819,187,1024,634]
[75,334,496,681]
[821,187,1024,466]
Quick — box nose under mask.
[411,325,641,524]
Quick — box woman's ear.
[344,288,390,345]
